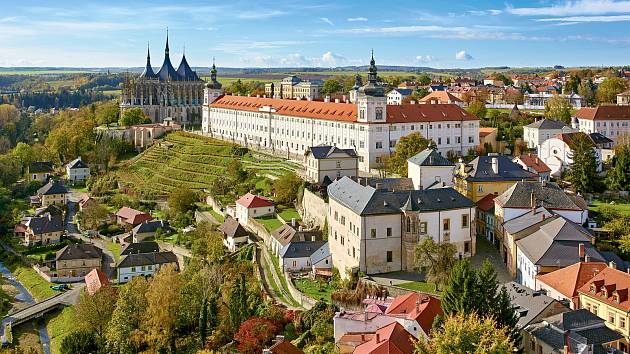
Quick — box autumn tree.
[234,317,279,354]
[273,173,303,205]
[144,264,183,352]
[567,133,598,194]
[597,77,628,103]
[95,100,120,126]
[60,330,101,354]
[119,107,150,127]
[106,277,149,353]
[544,95,572,124]
[190,222,227,263]
[74,285,117,339]
[413,237,457,290]
[388,132,430,176]
[80,202,109,230]
[168,187,199,215]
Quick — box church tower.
[357,51,386,123]
[203,58,222,105]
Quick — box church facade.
[120,34,205,125]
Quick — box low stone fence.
[285,274,316,310]
[360,277,441,299]
[33,265,84,284]
[204,193,225,215]
[247,218,272,245]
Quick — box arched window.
[406,216,412,233]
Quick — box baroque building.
[120,34,205,124]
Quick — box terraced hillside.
[118,132,301,197]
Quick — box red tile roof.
[384,293,443,335]
[386,104,478,123]
[576,105,630,121]
[419,91,463,104]
[578,266,630,312]
[476,194,496,212]
[85,268,110,296]
[236,192,274,208]
[116,207,153,225]
[353,322,415,354]
[537,262,607,300]
[268,340,304,354]
[479,127,497,137]
[515,154,552,174]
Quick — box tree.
[144,264,183,352]
[413,237,457,290]
[234,317,279,354]
[80,202,109,231]
[417,74,432,86]
[564,75,580,94]
[105,277,149,353]
[168,187,199,215]
[60,330,101,354]
[273,173,303,205]
[119,107,150,127]
[567,133,598,194]
[388,132,430,176]
[578,79,596,107]
[95,100,120,126]
[544,95,572,124]
[597,77,628,103]
[74,285,117,339]
[11,142,33,175]
[321,79,343,96]
[607,145,630,191]
[415,313,515,354]
[441,260,478,316]
[467,100,487,120]
[227,160,249,183]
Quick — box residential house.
[386,88,412,105]
[476,194,496,246]
[418,91,464,107]
[132,220,169,243]
[120,241,160,256]
[116,251,178,284]
[407,146,455,190]
[270,223,322,256]
[235,192,274,226]
[27,162,53,183]
[523,118,575,151]
[513,154,552,182]
[263,336,304,354]
[574,105,630,142]
[617,90,630,106]
[218,216,249,252]
[328,177,475,278]
[85,268,110,295]
[578,265,630,350]
[35,180,68,207]
[536,262,608,309]
[505,281,570,331]
[454,154,537,202]
[304,145,358,185]
[478,127,498,153]
[78,195,97,212]
[55,244,102,277]
[523,310,625,354]
[66,157,90,182]
[116,207,153,228]
[539,132,614,176]
[483,76,504,87]
[353,322,415,354]
[310,243,332,277]
[280,241,327,272]
[24,212,64,246]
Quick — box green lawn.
[6,262,55,301]
[293,278,334,303]
[589,199,630,217]
[267,249,300,307]
[102,239,121,262]
[256,216,283,232]
[277,208,301,223]
[396,281,441,294]
[44,306,77,354]
[209,209,225,223]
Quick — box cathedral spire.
[368,49,378,84]
[146,42,151,64]
[165,28,170,56]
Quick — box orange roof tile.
[516,154,552,174]
[577,267,630,312]
[236,192,274,208]
[419,91,463,104]
[576,105,630,121]
[386,104,477,123]
[476,194,496,212]
[384,293,443,335]
[353,322,415,354]
[537,262,607,299]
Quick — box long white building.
[201,55,480,172]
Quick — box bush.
[60,330,101,354]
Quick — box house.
[270,223,322,256]
[386,88,413,105]
[85,268,110,295]
[539,131,614,176]
[483,76,504,87]
[353,322,415,354]
[66,157,90,182]
[383,292,443,340]
[418,91,464,107]
[506,282,570,330]
[263,335,304,354]
[328,177,475,278]
[78,195,97,212]
[574,105,630,142]
[279,241,327,272]
[523,310,625,354]
[617,90,630,105]
[235,192,274,226]
[131,119,181,151]
[454,154,537,202]
[35,180,68,207]
[13,223,27,238]
[218,216,249,252]
[310,243,332,277]
[523,118,575,151]
[304,145,359,185]
[116,207,153,228]
[24,213,65,246]
[116,251,178,284]
[55,244,102,277]
[513,154,552,182]
[476,194,496,246]
[336,333,375,354]
[131,220,169,243]
[478,127,498,153]
[120,241,160,256]
[28,162,54,183]
[536,261,608,309]
[407,146,455,190]
[577,264,630,350]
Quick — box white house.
[407,147,455,190]
[116,251,178,284]
[327,177,475,279]
[270,223,322,256]
[523,119,575,151]
[512,154,552,182]
[574,105,630,142]
[235,193,274,226]
[279,241,327,272]
[539,132,613,176]
[304,145,358,185]
[218,216,249,252]
[66,157,90,182]
[386,88,413,105]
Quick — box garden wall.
[33,265,84,284]
[302,189,328,229]
[285,274,316,310]
[247,218,272,245]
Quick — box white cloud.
[455,51,473,60]
[536,14,630,22]
[467,9,503,16]
[347,17,368,22]
[320,17,334,26]
[332,25,467,34]
[506,0,630,16]
[415,55,434,63]
[321,51,346,66]
[237,10,287,19]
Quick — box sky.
[2,0,630,68]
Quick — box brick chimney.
[375,332,380,343]
[578,243,585,262]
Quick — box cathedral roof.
[176,53,200,81]
[139,45,156,79]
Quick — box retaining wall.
[302,189,328,229]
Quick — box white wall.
[281,256,311,272]
[236,204,274,225]
[516,246,538,290]
[407,164,454,190]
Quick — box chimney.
[584,254,590,262]
[335,98,340,103]
[375,333,380,343]
[324,95,331,103]
[530,191,536,211]
[415,299,420,313]
[263,94,267,98]
[342,95,347,102]
[609,261,617,270]
[578,243,585,261]
[491,157,498,174]
[307,97,312,101]
[364,311,368,322]
[410,100,416,105]
[256,94,260,98]
[291,218,296,227]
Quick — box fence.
[360,277,441,299]
[246,218,273,245]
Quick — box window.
[336,161,341,168]
[419,222,427,234]
[443,218,450,231]
[462,214,469,228]
[131,267,136,272]
[386,227,392,237]
[334,211,338,221]
[352,247,355,258]
[371,228,376,238]
[376,141,383,149]
[375,107,383,120]
[437,138,442,145]
[360,109,365,119]
[406,216,412,232]
[141,266,145,271]
[340,216,346,225]
[620,317,626,329]
[386,251,392,263]
[608,313,616,325]
[477,185,483,192]
[464,241,470,253]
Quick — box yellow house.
[27,162,54,183]
[578,266,630,353]
[24,213,65,246]
[55,244,102,277]
[36,180,68,207]
[453,154,537,202]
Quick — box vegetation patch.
[293,278,335,303]
[45,306,77,354]
[256,216,283,233]
[396,281,440,294]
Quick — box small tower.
[349,73,363,103]
[400,192,420,271]
[204,57,222,105]
[357,51,386,123]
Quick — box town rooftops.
[385,104,477,123]
[280,241,327,259]
[117,251,178,268]
[120,241,160,256]
[362,177,414,192]
[462,155,538,182]
[391,88,413,95]
[476,193,496,212]
[353,322,415,354]
[514,154,552,174]
[29,161,54,173]
[384,292,443,335]
[407,147,454,167]
[306,145,357,159]
[578,266,630,312]
[418,90,463,104]
[328,177,474,216]
[556,132,613,148]
[218,216,249,239]
[56,244,102,261]
[25,213,64,234]
[271,224,322,248]
[525,118,569,130]
[37,180,68,196]
[505,281,569,328]
[236,192,274,208]
[495,181,585,211]
[576,105,630,120]
[536,262,608,300]
[116,207,153,225]
[85,268,110,296]
[132,220,169,235]
[502,207,555,235]
[66,157,88,169]
[478,127,497,138]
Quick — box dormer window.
[360,109,365,119]
[613,293,620,303]
[590,284,597,294]
[602,287,608,298]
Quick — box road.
[3,284,83,327]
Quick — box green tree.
[578,79,596,107]
[96,100,120,126]
[80,202,109,231]
[607,145,630,191]
[105,277,149,353]
[273,173,303,205]
[597,77,628,103]
[321,79,343,96]
[417,74,432,86]
[11,142,33,175]
[144,264,182,352]
[413,237,457,290]
[119,107,150,127]
[467,100,487,120]
[388,132,430,176]
[441,260,478,316]
[564,75,580,94]
[494,285,521,345]
[544,95,572,124]
[60,330,101,354]
[168,187,199,215]
[567,133,598,194]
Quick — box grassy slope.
[589,199,630,217]
[7,263,55,301]
[44,306,77,354]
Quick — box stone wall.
[285,275,316,310]
[247,218,272,245]
[302,189,328,229]
[33,265,84,284]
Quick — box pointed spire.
[212,56,216,70]
[165,27,170,56]
[146,41,151,64]
[368,50,378,83]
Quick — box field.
[118,132,301,197]
[589,199,630,217]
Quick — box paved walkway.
[470,235,511,283]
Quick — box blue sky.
[2,0,630,68]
